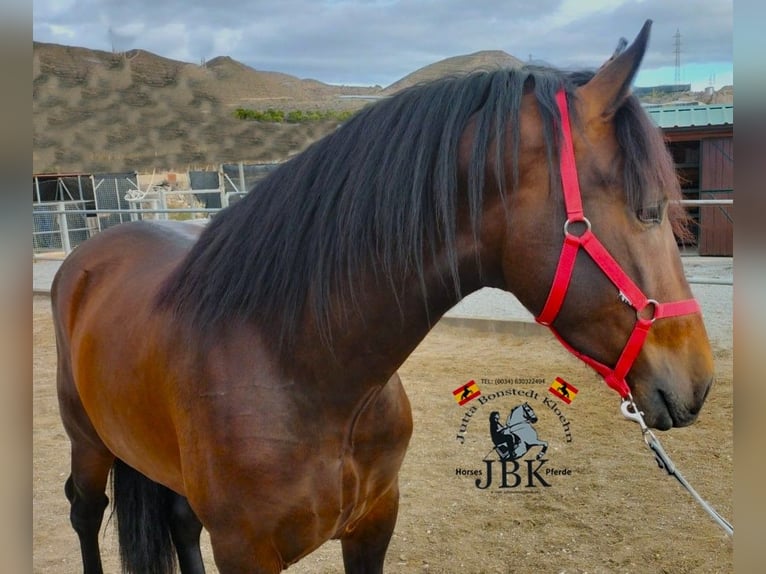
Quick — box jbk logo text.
[474,458,553,489]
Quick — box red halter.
[535,90,701,398]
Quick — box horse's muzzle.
[640,374,714,430]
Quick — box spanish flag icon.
[548,377,578,404]
[453,380,481,406]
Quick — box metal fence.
[32,173,733,286]
[32,164,281,256]
[32,172,139,253]
[33,191,229,256]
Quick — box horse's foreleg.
[169,493,206,574]
[535,440,549,460]
[65,444,114,574]
[340,483,400,574]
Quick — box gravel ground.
[32,255,733,573]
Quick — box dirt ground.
[33,294,733,573]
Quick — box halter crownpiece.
[535,90,701,398]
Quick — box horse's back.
[54,219,198,297]
[53,220,199,327]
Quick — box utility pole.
[673,29,682,84]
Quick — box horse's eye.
[636,202,664,224]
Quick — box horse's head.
[505,403,537,426]
[520,402,537,423]
[495,21,714,430]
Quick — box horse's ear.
[576,19,652,122]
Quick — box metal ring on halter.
[563,217,592,238]
[637,299,659,323]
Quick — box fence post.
[125,178,140,223]
[238,162,246,195]
[219,170,229,209]
[56,202,71,254]
[158,189,168,220]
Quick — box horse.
[489,404,548,461]
[51,20,715,574]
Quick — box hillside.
[32,42,386,174]
[33,42,733,175]
[384,50,524,93]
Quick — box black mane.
[156,65,678,348]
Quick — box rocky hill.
[32,41,732,175]
[32,42,383,174]
[384,50,524,94]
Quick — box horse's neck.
[293,239,495,387]
[507,409,522,426]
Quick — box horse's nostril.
[688,376,714,417]
[702,376,713,402]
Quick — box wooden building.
[647,104,734,256]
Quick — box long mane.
[156,66,680,348]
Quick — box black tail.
[111,459,177,574]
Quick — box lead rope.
[620,396,733,536]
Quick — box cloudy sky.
[33,0,732,90]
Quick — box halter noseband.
[535,90,700,398]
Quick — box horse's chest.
[335,376,413,532]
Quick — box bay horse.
[52,20,714,573]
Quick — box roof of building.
[645,104,733,129]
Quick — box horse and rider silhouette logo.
[487,403,548,461]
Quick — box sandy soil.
[33,295,733,573]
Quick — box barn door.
[698,138,733,256]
